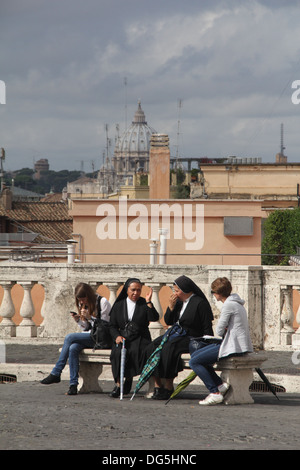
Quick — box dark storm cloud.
[1,0,300,171]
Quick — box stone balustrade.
[0,262,300,349]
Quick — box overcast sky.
[1,0,300,173]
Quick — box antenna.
[91,160,95,176]
[175,99,183,169]
[0,148,5,191]
[104,123,112,174]
[124,77,128,131]
[115,123,120,143]
[280,123,285,155]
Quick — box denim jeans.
[51,333,95,385]
[189,342,223,393]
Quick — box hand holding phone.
[70,311,80,322]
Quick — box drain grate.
[249,380,285,393]
[0,373,17,383]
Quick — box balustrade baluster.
[37,281,46,337]
[17,281,37,338]
[280,286,295,345]
[0,281,16,338]
[105,282,122,305]
[292,287,300,347]
[147,282,164,339]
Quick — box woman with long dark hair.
[40,282,111,395]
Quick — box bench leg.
[78,363,104,394]
[221,369,254,405]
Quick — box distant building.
[112,101,157,186]
[67,101,157,198]
[69,136,263,265]
[10,185,44,201]
[0,187,72,261]
[34,158,49,179]
[189,162,300,216]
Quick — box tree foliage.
[6,168,82,194]
[262,208,300,265]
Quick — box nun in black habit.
[147,275,214,400]
[108,278,159,398]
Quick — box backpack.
[89,296,112,350]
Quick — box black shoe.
[109,385,120,398]
[40,374,61,385]
[152,387,174,400]
[123,378,133,395]
[151,387,165,400]
[66,384,77,395]
[163,388,174,400]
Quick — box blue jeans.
[189,343,223,393]
[51,333,94,385]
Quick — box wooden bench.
[78,348,268,404]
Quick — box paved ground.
[1,342,300,453]
[1,380,300,453]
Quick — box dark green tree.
[262,208,300,265]
[8,168,82,194]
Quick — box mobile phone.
[70,311,77,316]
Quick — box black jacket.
[109,297,159,341]
[164,295,214,338]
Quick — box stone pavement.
[1,340,300,452]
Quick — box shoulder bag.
[90,296,112,349]
[120,307,141,341]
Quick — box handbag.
[120,308,141,341]
[120,320,141,341]
[163,323,187,341]
[189,335,222,355]
[90,296,112,349]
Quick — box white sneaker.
[218,382,230,396]
[199,393,224,406]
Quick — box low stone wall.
[0,262,299,350]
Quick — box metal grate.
[0,373,17,383]
[249,381,285,393]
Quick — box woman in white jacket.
[189,277,253,406]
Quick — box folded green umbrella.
[130,333,169,400]
[131,324,183,400]
[165,370,197,404]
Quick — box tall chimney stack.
[149,134,170,199]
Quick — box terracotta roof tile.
[8,201,72,222]
[1,201,73,243]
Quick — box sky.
[1,0,300,173]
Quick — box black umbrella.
[255,367,280,400]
